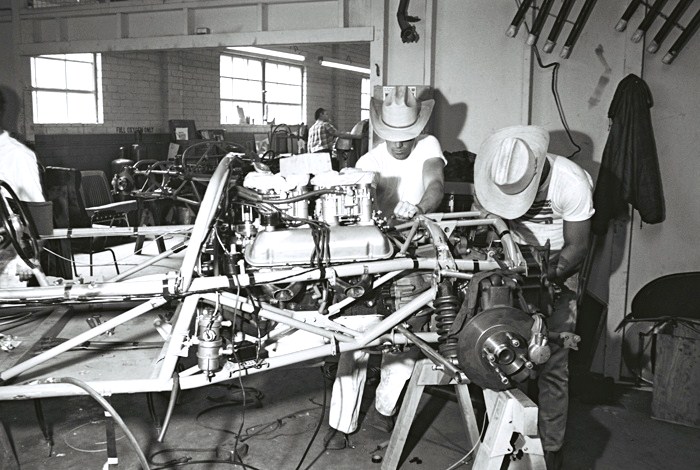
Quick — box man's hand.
[393,201,423,219]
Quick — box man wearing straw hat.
[474,125,594,469]
[324,86,445,449]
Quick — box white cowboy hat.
[474,125,550,219]
[370,86,434,141]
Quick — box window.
[31,53,103,124]
[220,54,303,125]
[360,77,371,121]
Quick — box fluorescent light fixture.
[227,46,305,62]
[319,57,370,75]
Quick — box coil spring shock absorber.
[434,280,460,359]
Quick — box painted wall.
[0,16,21,135]
[628,20,700,314]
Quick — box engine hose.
[434,280,460,359]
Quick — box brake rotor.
[456,306,534,391]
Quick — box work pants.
[328,315,419,434]
[536,276,578,452]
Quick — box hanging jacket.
[591,74,665,235]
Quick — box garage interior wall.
[2,0,699,381]
[28,43,368,137]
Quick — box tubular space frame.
[0,154,524,400]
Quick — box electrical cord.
[50,377,150,469]
[294,366,327,470]
[515,0,582,158]
[442,412,488,470]
[148,447,262,470]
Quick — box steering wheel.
[0,181,41,270]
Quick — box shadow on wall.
[432,88,468,153]
[0,86,21,137]
[548,129,601,182]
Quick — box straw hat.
[474,125,550,219]
[370,86,434,141]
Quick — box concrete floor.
[1,239,699,469]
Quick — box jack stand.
[382,358,481,470]
[381,358,546,470]
[474,389,546,469]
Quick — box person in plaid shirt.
[307,108,360,158]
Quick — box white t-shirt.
[0,131,44,202]
[356,135,445,216]
[509,154,594,251]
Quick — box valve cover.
[244,225,393,267]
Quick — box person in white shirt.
[325,86,445,449]
[0,90,44,203]
[474,125,594,470]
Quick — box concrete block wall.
[30,43,369,137]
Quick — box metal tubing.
[258,302,360,338]
[0,378,173,400]
[156,372,179,442]
[527,0,556,46]
[109,241,187,282]
[395,324,466,383]
[157,295,198,381]
[439,270,474,280]
[543,0,577,53]
[663,8,700,64]
[40,225,192,240]
[631,0,668,43]
[180,153,236,291]
[328,270,403,315]
[648,0,692,53]
[616,0,643,31]
[356,288,436,346]
[507,0,534,37]
[399,219,421,254]
[560,0,598,58]
[178,331,440,390]
[215,293,355,343]
[0,297,167,383]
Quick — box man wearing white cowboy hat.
[324,86,446,449]
[356,85,445,220]
[474,125,594,469]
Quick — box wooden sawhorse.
[382,358,546,470]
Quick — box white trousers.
[328,315,419,434]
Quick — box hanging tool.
[507,0,534,37]
[631,0,669,43]
[527,0,556,46]
[616,0,643,32]
[397,0,421,43]
[648,0,693,53]
[543,0,577,53]
[663,8,700,63]
[560,0,598,58]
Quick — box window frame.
[30,53,103,125]
[220,53,304,125]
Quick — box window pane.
[230,101,263,124]
[361,109,370,121]
[231,57,262,80]
[266,63,302,85]
[361,94,370,109]
[266,83,301,105]
[221,100,236,124]
[66,61,95,91]
[34,91,68,123]
[34,58,67,89]
[220,77,234,99]
[67,92,97,123]
[362,78,370,94]
[220,55,233,78]
[41,54,66,60]
[231,79,262,101]
[266,104,302,125]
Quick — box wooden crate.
[652,330,700,428]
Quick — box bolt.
[506,332,520,348]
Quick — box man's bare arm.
[416,158,445,214]
[549,219,591,282]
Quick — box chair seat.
[85,200,137,219]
